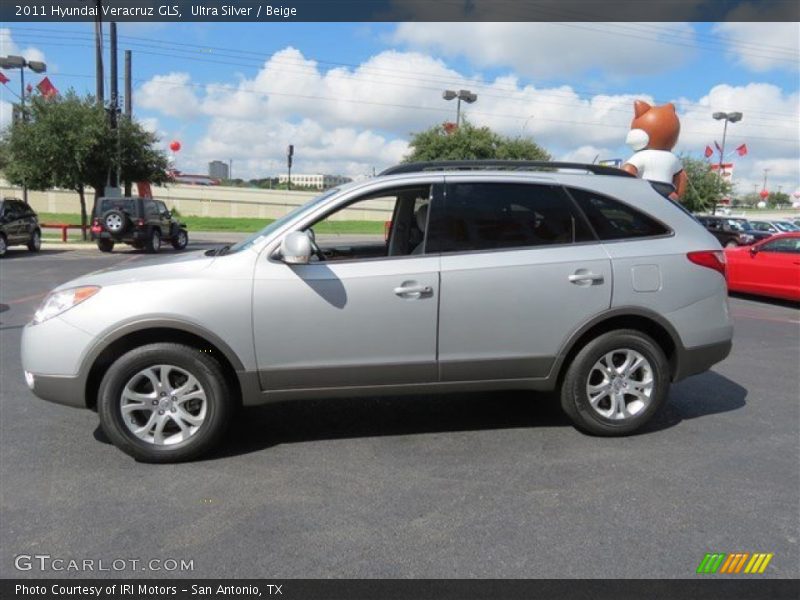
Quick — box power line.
[9,30,799,125]
[8,26,800,119]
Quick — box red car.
[724,232,800,301]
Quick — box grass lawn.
[37,213,386,234]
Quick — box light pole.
[443,89,477,127]
[711,111,742,215]
[0,55,47,205]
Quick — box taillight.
[90,218,102,233]
[687,250,726,278]
[137,218,145,228]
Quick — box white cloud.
[712,22,800,72]
[136,72,202,119]
[391,22,696,78]
[0,28,46,64]
[134,47,798,190]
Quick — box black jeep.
[91,197,188,253]
[0,197,41,257]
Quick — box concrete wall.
[0,181,395,222]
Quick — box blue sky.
[2,21,799,194]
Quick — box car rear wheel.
[0,234,7,257]
[560,330,669,436]
[27,229,41,252]
[146,229,161,253]
[97,239,114,253]
[97,343,232,462]
[171,228,188,250]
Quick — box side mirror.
[749,245,759,257]
[280,231,312,265]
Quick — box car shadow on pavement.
[1,248,71,259]
[189,370,746,459]
[729,292,800,310]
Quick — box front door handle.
[568,272,604,285]
[394,283,433,298]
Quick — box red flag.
[0,71,8,85]
[736,143,748,156]
[704,145,714,158]
[36,76,58,98]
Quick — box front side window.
[428,182,593,253]
[761,237,800,254]
[303,184,433,261]
[568,187,670,240]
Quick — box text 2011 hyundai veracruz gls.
[22,161,733,462]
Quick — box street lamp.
[0,55,47,204]
[443,89,477,126]
[711,111,742,215]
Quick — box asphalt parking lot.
[1,245,798,579]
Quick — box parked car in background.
[783,216,800,229]
[22,160,733,462]
[695,215,766,247]
[0,198,41,258]
[748,219,800,235]
[725,232,800,302]
[90,196,188,253]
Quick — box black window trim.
[562,185,675,243]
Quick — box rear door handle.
[568,272,604,285]
[394,284,433,297]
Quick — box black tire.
[145,229,161,253]
[0,234,7,257]
[102,209,130,234]
[171,228,188,250]
[97,239,114,253]
[27,229,41,252]
[97,343,232,463]
[560,329,670,436]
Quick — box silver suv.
[21,161,733,462]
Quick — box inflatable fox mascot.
[622,100,686,200]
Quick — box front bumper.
[24,371,86,408]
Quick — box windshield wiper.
[205,244,231,257]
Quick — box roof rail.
[379,160,634,178]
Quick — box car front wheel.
[0,234,7,257]
[27,229,41,252]
[171,228,188,250]
[97,343,232,462]
[560,330,669,436]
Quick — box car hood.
[54,250,215,291]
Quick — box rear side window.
[428,182,593,253]
[568,188,670,240]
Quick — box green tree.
[767,191,790,208]
[403,120,551,162]
[0,90,169,238]
[680,156,732,213]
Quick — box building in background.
[208,160,230,180]
[278,173,352,190]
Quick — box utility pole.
[109,22,119,190]
[229,159,233,181]
[286,145,294,191]
[94,1,104,105]
[762,169,770,193]
[124,49,132,196]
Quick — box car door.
[252,181,442,391]
[155,200,173,235]
[4,200,24,243]
[431,178,611,382]
[747,237,800,297]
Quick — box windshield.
[775,221,799,232]
[726,219,746,231]
[99,198,137,214]
[225,188,340,254]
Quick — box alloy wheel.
[120,364,207,445]
[585,349,654,421]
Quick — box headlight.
[33,286,101,325]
